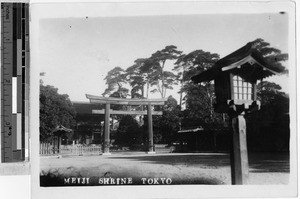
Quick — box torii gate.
[86,94,167,155]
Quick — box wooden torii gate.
[86,94,167,155]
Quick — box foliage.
[247,81,289,151]
[174,50,220,82]
[100,39,289,151]
[126,58,151,98]
[245,39,289,151]
[106,45,182,99]
[148,45,182,98]
[251,38,288,73]
[114,96,182,146]
[181,83,223,128]
[102,67,129,98]
[103,67,130,119]
[174,50,220,109]
[40,83,76,142]
[114,115,142,146]
[153,96,181,144]
[257,81,284,106]
[174,49,221,127]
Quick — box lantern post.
[191,42,278,184]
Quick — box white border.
[30,1,298,199]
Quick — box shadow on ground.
[248,152,290,173]
[109,153,230,168]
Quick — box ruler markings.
[1,2,29,162]
[1,3,13,162]
[12,115,16,150]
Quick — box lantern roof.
[191,42,279,83]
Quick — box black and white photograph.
[30,1,297,198]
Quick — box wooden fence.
[40,143,102,156]
[40,143,175,156]
[154,144,175,153]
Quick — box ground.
[40,152,289,186]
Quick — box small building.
[177,125,230,152]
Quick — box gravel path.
[40,152,289,186]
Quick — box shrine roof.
[51,125,72,136]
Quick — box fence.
[154,144,175,153]
[40,143,175,156]
[40,143,102,156]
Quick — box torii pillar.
[147,103,155,154]
[103,103,111,155]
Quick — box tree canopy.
[102,66,129,98]
[153,95,181,144]
[114,115,142,147]
[247,81,289,151]
[149,45,182,98]
[40,83,76,142]
[100,39,289,150]
[174,50,220,109]
[252,38,288,73]
[126,58,149,98]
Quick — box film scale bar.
[1,3,29,162]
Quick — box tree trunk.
[141,84,145,98]
[206,85,213,120]
[179,79,183,110]
[179,92,183,111]
[146,82,149,98]
[164,88,167,98]
[157,81,163,98]
[161,60,165,98]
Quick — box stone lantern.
[191,42,278,184]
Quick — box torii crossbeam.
[86,94,167,155]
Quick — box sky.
[37,2,291,103]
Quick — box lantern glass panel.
[238,87,243,93]
[232,75,253,100]
[233,80,237,86]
